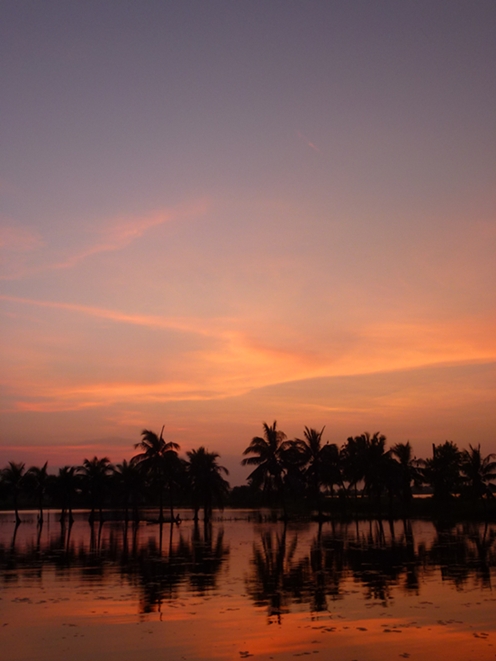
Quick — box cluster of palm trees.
[242,421,496,516]
[0,428,230,526]
[2,422,495,524]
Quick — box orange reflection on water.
[1,515,496,661]
[179,608,496,661]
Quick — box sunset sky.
[1,1,495,484]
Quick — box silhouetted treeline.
[0,429,229,524]
[237,422,496,518]
[1,423,496,521]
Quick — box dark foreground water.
[1,510,495,661]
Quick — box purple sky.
[1,1,495,483]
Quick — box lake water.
[1,510,495,661]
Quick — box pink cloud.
[52,198,209,269]
[0,294,227,336]
[51,211,171,269]
[0,199,210,278]
[0,223,45,280]
[297,131,321,152]
[0,224,43,252]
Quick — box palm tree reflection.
[466,522,496,588]
[428,520,496,589]
[133,521,229,613]
[306,526,345,613]
[246,525,303,623]
[344,520,418,605]
[246,519,438,620]
[2,517,496,619]
[188,521,228,592]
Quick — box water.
[1,510,495,661]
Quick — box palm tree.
[293,427,337,518]
[25,462,49,523]
[242,421,292,516]
[114,459,144,523]
[132,428,182,523]
[341,432,391,500]
[390,442,422,505]
[186,447,230,522]
[360,432,393,501]
[421,441,462,501]
[78,456,114,523]
[1,461,25,525]
[460,445,496,501]
[340,434,369,498]
[53,466,79,524]
[320,442,343,497]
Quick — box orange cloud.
[0,294,229,337]
[2,294,495,418]
[330,317,496,376]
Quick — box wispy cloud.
[0,294,229,337]
[0,223,45,280]
[51,210,174,269]
[2,293,495,416]
[0,224,43,252]
[55,199,209,269]
[0,199,210,279]
[297,131,321,153]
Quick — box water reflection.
[1,513,496,619]
[0,514,229,614]
[429,520,496,589]
[246,526,300,622]
[2,513,496,661]
[245,517,496,620]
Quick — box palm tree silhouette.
[133,428,182,523]
[460,444,496,501]
[390,442,422,505]
[25,462,49,524]
[421,441,462,501]
[293,426,338,518]
[114,459,144,523]
[340,434,368,498]
[242,421,292,517]
[79,456,114,523]
[53,466,79,524]
[360,432,392,501]
[341,432,390,500]
[320,442,342,498]
[1,461,25,525]
[186,447,230,522]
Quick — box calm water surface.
[1,510,495,661]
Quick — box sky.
[1,0,495,484]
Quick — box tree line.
[240,422,496,518]
[1,421,496,524]
[0,428,229,526]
